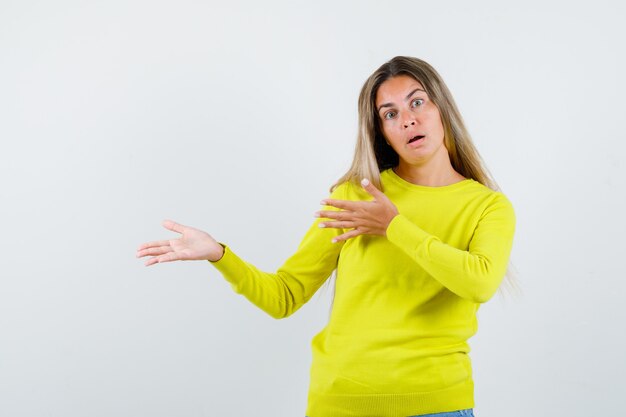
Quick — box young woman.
[136,56,516,417]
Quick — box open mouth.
[408,135,425,144]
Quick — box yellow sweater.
[209,168,516,417]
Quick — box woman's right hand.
[136,219,225,266]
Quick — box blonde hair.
[322,56,521,304]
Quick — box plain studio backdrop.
[1,1,624,416]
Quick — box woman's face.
[375,75,447,167]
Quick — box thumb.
[360,178,387,201]
[162,219,186,234]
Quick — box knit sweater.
[208,167,516,417]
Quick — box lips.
[408,135,425,144]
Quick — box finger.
[155,251,183,264]
[331,229,362,243]
[315,210,351,220]
[144,257,160,267]
[321,198,359,210]
[136,246,173,258]
[319,220,355,229]
[361,178,386,201]
[137,240,171,251]
[162,219,186,234]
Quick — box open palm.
[136,219,224,266]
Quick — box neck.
[394,155,465,187]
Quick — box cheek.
[379,123,391,141]
[428,110,445,132]
[382,121,401,139]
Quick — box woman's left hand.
[315,178,399,243]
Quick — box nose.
[403,119,416,129]
[401,110,418,128]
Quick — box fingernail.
[361,178,370,186]
[320,200,327,205]
[314,212,320,217]
[318,223,326,228]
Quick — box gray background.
[1,1,624,416]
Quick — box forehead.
[375,75,425,105]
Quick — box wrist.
[385,213,400,237]
[208,243,226,262]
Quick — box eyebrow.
[377,88,426,113]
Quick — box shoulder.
[460,180,515,221]
[484,187,514,214]
[467,180,513,205]
[329,179,369,200]
[478,188,516,230]
[329,181,349,198]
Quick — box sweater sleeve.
[207,183,348,319]
[385,192,516,303]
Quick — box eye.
[411,98,425,108]
[383,111,397,120]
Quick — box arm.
[208,184,348,319]
[385,192,516,303]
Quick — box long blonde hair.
[322,56,521,304]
